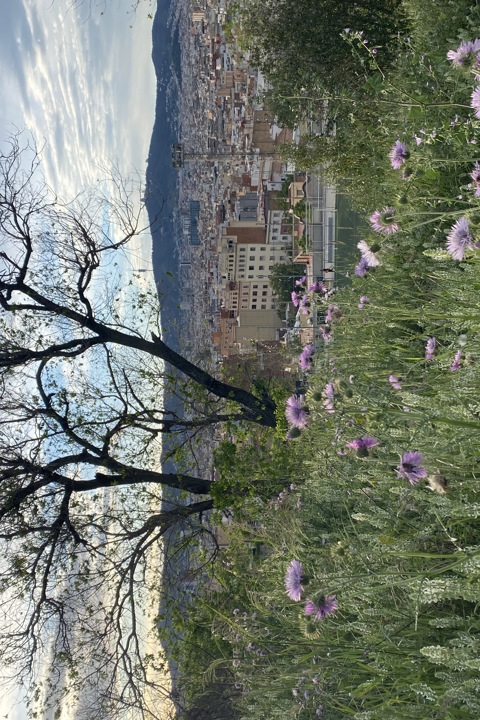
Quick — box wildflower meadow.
[171,2,480,718]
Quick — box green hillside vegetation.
[169,1,480,718]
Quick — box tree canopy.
[235,0,408,122]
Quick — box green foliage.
[402,0,479,53]
[291,198,306,219]
[283,2,480,211]
[236,0,408,122]
[172,2,480,719]
[211,426,303,510]
[269,262,307,318]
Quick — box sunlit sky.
[0,0,156,199]
[0,0,157,717]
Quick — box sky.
[0,0,157,717]
[0,0,156,203]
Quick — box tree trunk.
[100,325,277,427]
[91,469,212,495]
[129,498,215,539]
[14,284,278,428]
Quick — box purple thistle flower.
[425,337,436,361]
[470,162,480,197]
[308,281,325,293]
[291,290,301,307]
[302,344,315,359]
[298,356,312,372]
[388,375,402,390]
[446,217,474,260]
[357,240,380,267]
[370,207,398,234]
[323,399,334,413]
[354,257,370,276]
[450,349,462,371]
[325,304,341,324]
[447,39,480,66]
[285,394,309,429]
[389,141,409,169]
[299,355,311,371]
[285,559,304,601]
[396,451,427,485]
[322,384,335,414]
[323,382,335,401]
[471,86,480,119]
[299,344,315,370]
[345,435,379,456]
[304,594,338,621]
[358,295,370,309]
[295,276,307,286]
[300,294,310,315]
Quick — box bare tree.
[0,134,276,718]
[0,135,276,427]
[0,348,214,718]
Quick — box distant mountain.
[145,0,183,349]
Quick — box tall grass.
[172,1,480,718]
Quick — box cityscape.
[1,0,479,718]
[173,0,348,366]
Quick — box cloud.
[0,0,156,200]
[0,2,157,717]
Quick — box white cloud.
[0,0,156,199]
[0,2,157,717]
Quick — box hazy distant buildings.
[182,3,337,360]
[181,201,201,245]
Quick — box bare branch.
[0,132,279,718]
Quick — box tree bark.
[91,469,212,495]
[7,283,277,427]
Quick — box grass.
[168,1,480,718]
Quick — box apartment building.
[217,220,291,355]
[220,223,290,305]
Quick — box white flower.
[357,240,380,266]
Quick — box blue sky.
[0,1,157,717]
